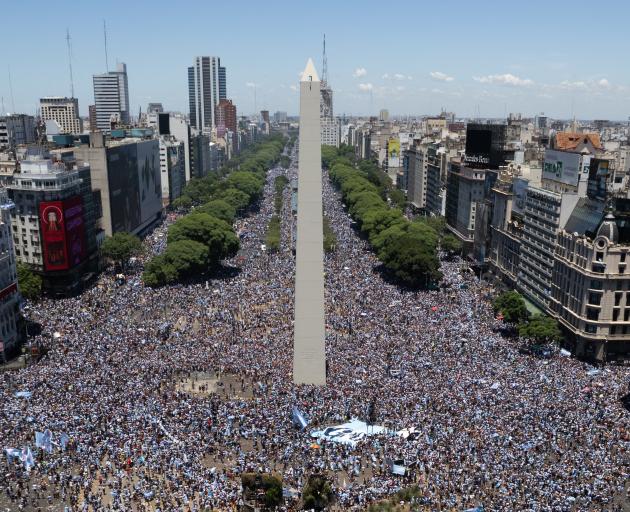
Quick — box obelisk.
[293,58,326,385]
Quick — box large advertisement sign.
[39,196,86,271]
[388,138,400,168]
[543,150,582,186]
[108,140,161,233]
[464,124,506,169]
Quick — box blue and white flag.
[35,430,53,453]
[5,448,21,461]
[59,433,70,451]
[21,447,35,470]
[291,407,308,430]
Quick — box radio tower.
[321,34,328,86]
[66,29,75,98]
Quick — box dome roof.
[596,212,618,243]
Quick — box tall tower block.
[293,59,326,386]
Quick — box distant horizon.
[3,0,630,120]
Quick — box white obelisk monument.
[293,58,326,385]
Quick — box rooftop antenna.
[8,66,16,113]
[103,19,109,72]
[66,29,75,98]
[322,34,328,85]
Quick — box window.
[588,292,602,306]
[585,323,597,334]
[586,308,600,321]
[613,309,620,321]
[615,292,623,307]
[617,281,624,291]
[625,309,630,322]
[621,253,627,263]
[590,280,603,290]
[596,251,604,262]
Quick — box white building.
[159,137,185,205]
[0,188,20,360]
[93,63,130,131]
[321,117,339,147]
[40,97,82,134]
[188,56,226,132]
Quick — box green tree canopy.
[302,475,334,512]
[17,263,42,301]
[171,195,193,211]
[142,240,210,287]
[493,291,530,324]
[196,199,236,224]
[168,213,239,264]
[360,207,406,240]
[224,171,265,201]
[379,231,441,288]
[101,232,142,269]
[518,314,563,344]
[441,233,463,254]
[216,188,251,212]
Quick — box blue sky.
[3,0,630,119]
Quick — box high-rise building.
[379,109,389,122]
[188,56,226,132]
[75,132,162,236]
[0,115,36,149]
[0,187,20,360]
[158,137,185,205]
[8,153,98,294]
[88,105,97,132]
[147,103,164,114]
[40,97,82,134]
[274,111,288,124]
[92,63,130,131]
[216,100,237,138]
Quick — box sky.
[3,0,630,120]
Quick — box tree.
[360,208,406,240]
[379,231,441,288]
[224,171,265,201]
[171,195,193,211]
[441,234,463,255]
[389,188,406,210]
[196,199,236,224]
[101,232,142,270]
[142,240,210,287]
[323,216,337,253]
[302,475,334,511]
[216,188,251,212]
[168,213,239,265]
[17,263,42,301]
[518,314,563,344]
[493,291,529,324]
[265,216,281,252]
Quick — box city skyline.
[3,0,630,119]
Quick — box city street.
[1,147,629,511]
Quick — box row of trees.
[265,174,289,253]
[143,136,286,286]
[325,146,457,288]
[493,290,564,344]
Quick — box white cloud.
[358,83,373,92]
[430,71,454,82]
[382,73,412,81]
[598,78,611,88]
[473,73,534,87]
[353,67,367,78]
[289,84,298,92]
[396,85,405,91]
[246,82,257,88]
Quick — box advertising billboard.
[464,123,506,169]
[39,196,86,271]
[387,138,400,168]
[543,150,582,186]
[137,140,162,225]
[107,140,161,233]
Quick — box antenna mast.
[103,20,109,71]
[8,66,16,113]
[322,34,328,85]
[66,29,75,97]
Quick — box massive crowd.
[1,145,629,511]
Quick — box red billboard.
[39,196,86,272]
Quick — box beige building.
[552,213,630,362]
[40,97,82,134]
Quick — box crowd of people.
[1,144,629,511]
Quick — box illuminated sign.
[39,196,86,272]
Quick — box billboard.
[464,124,506,169]
[543,150,582,186]
[39,196,86,271]
[108,140,161,233]
[388,138,400,168]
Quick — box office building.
[0,188,20,360]
[93,63,130,131]
[274,111,287,124]
[188,56,226,132]
[40,97,82,134]
[147,103,164,114]
[75,133,161,237]
[190,133,211,179]
[379,109,389,122]
[8,153,98,294]
[216,100,237,138]
[158,137,185,205]
[425,144,445,216]
[0,115,36,149]
[403,145,427,209]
